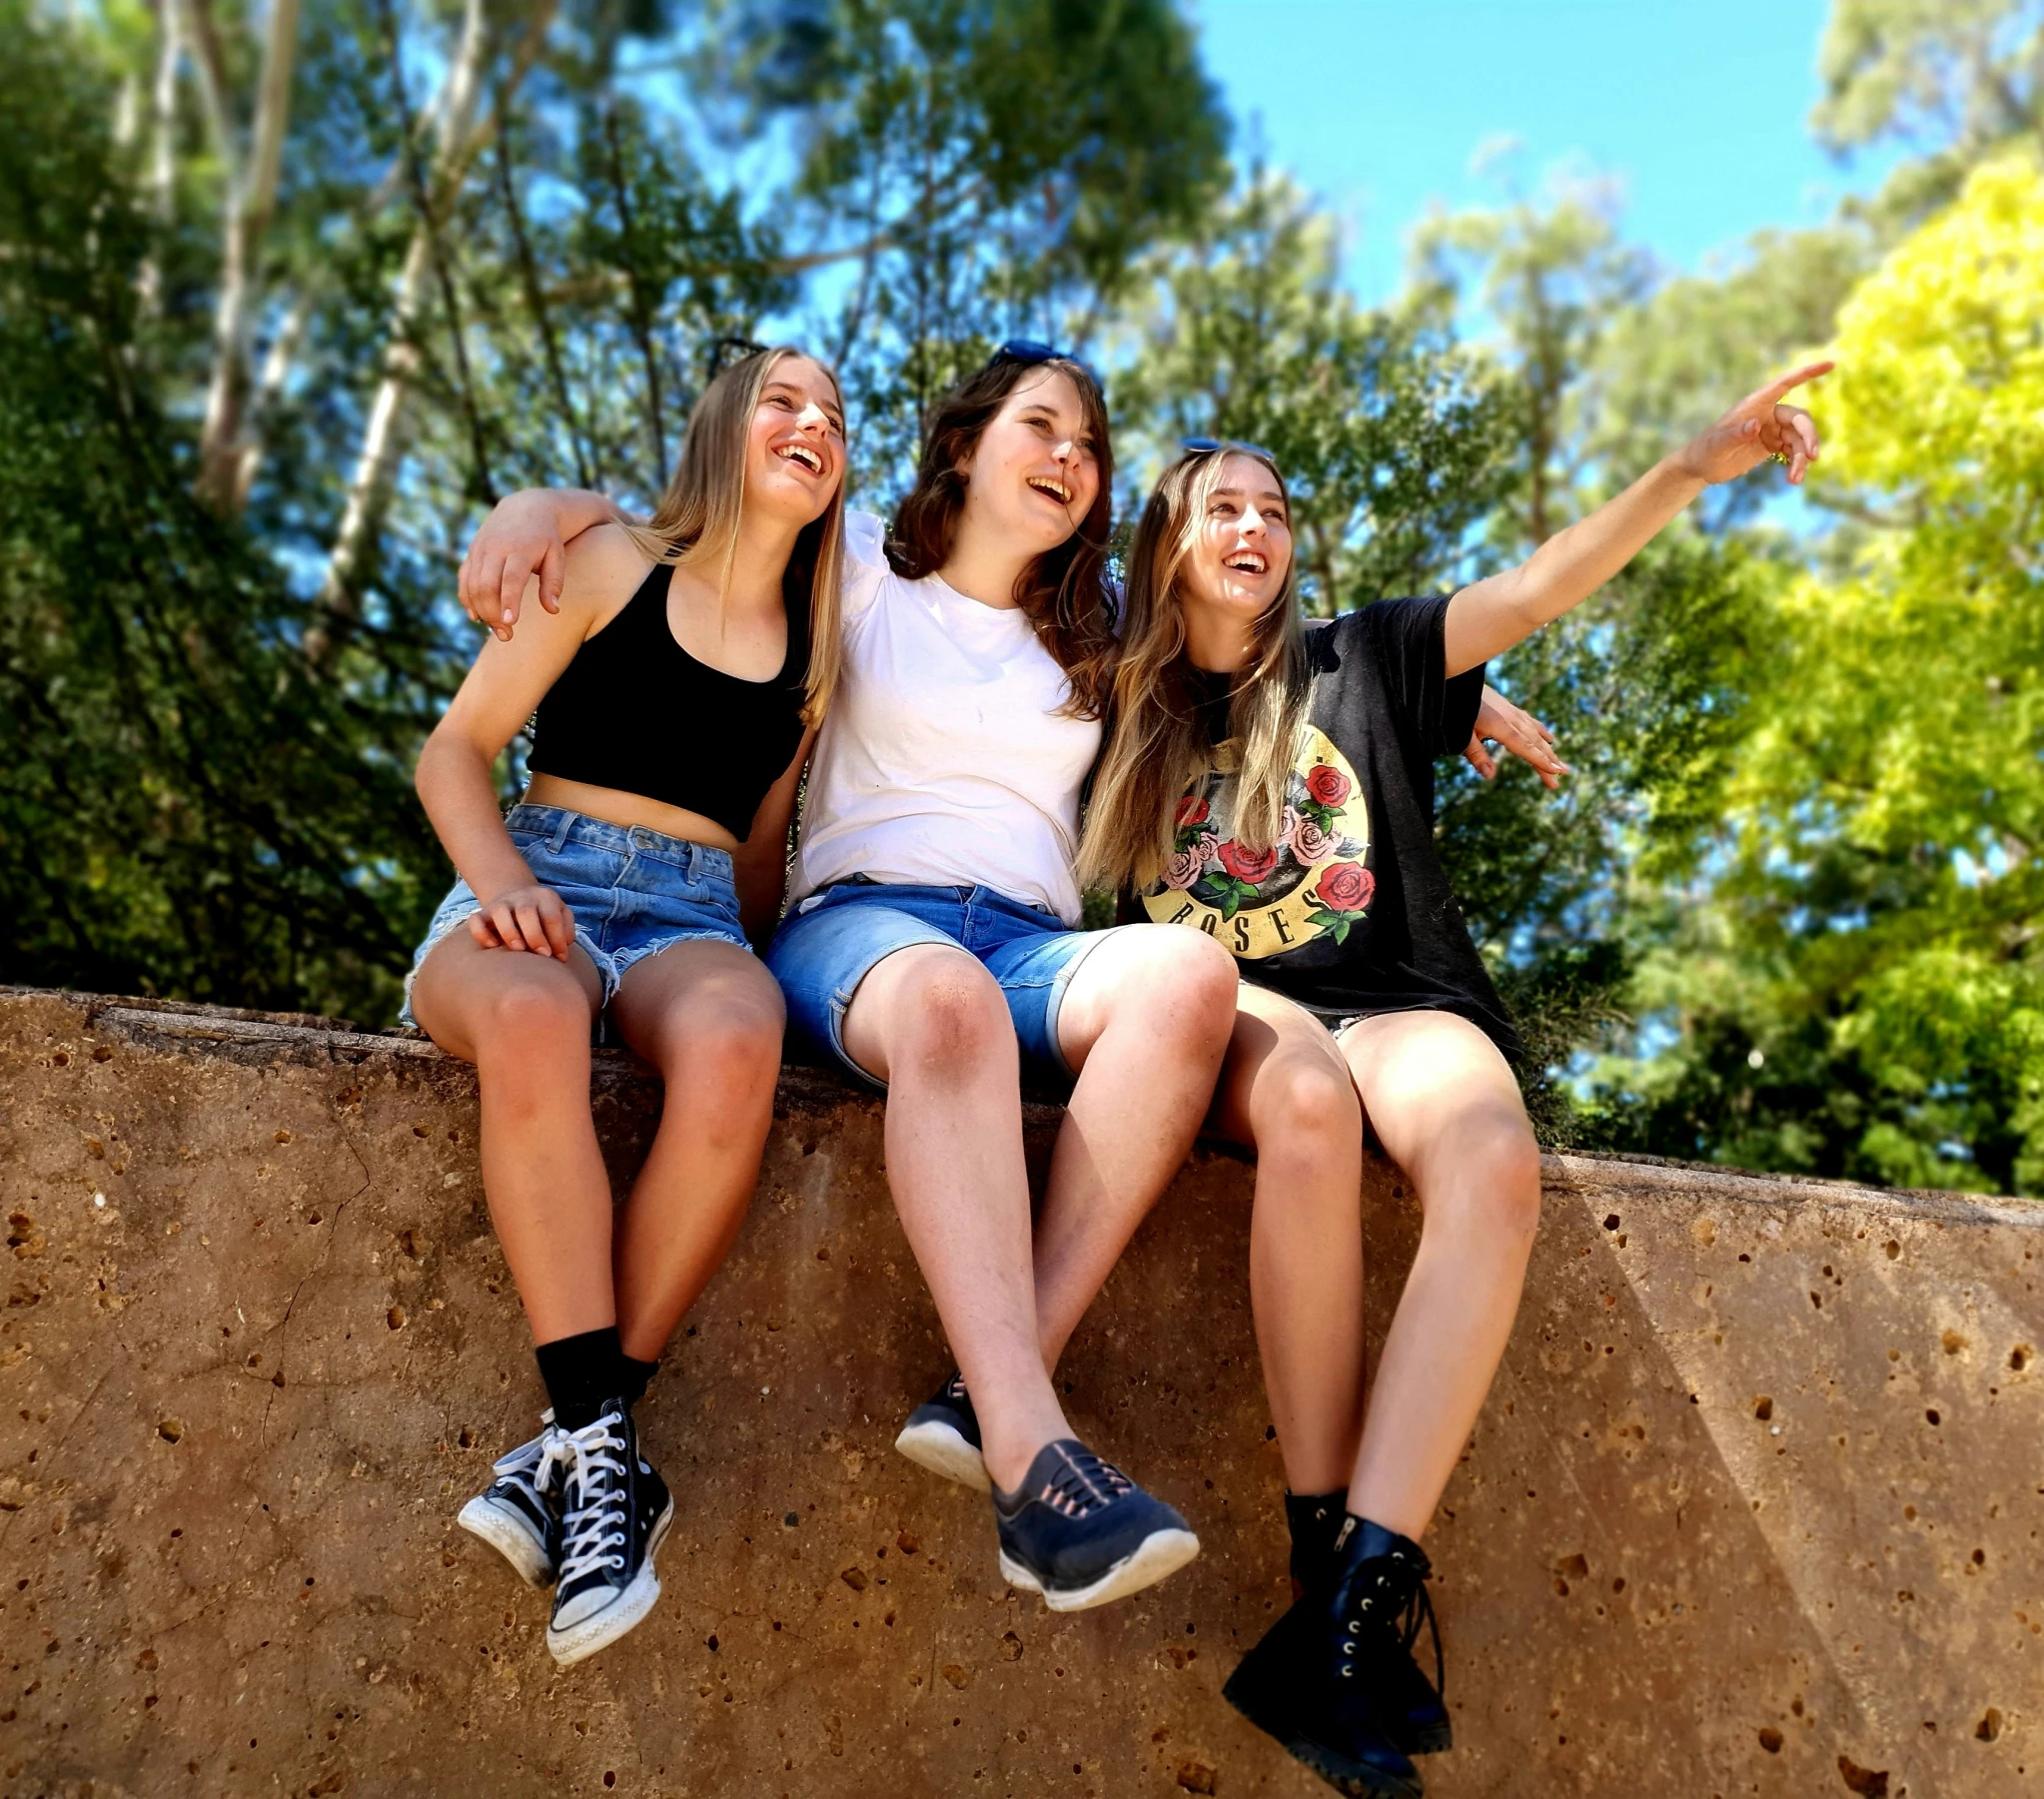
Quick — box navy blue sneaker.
[993,1438,1200,1611]
[544,1403,673,1666]
[1223,1517,1434,1797]
[457,1412,559,1587]
[894,1370,988,1491]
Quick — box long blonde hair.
[620,346,845,724]
[1078,447,1309,891]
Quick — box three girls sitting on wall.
[424,336,1824,1794]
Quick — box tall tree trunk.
[196,0,301,509]
[312,0,556,660]
[148,0,181,222]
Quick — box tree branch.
[195,0,301,508]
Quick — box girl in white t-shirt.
[459,343,1239,1613]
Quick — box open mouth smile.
[1223,550,1268,574]
[1026,474,1073,505]
[774,442,826,475]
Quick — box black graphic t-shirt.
[1132,596,1522,1061]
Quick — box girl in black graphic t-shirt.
[1076,367,1829,1795]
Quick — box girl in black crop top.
[406,346,848,1667]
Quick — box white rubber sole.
[457,1494,552,1588]
[999,1526,1202,1612]
[545,1499,674,1666]
[894,1419,992,1493]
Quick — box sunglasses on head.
[704,335,771,378]
[986,338,1103,390]
[1181,435,1277,462]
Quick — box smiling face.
[745,354,846,526]
[1176,451,1294,648]
[953,368,1102,556]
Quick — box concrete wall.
[0,987,2038,1799]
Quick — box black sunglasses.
[704,335,771,378]
[987,338,1103,390]
[1181,435,1277,461]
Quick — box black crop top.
[526,558,811,841]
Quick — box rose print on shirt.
[1303,861,1376,943]
[1139,726,1372,958]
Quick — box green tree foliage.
[1117,169,1513,610]
[0,5,438,1020]
[0,0,1230,1020]
[1590,154,2044,1192]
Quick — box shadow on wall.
[0,988,2037,1798]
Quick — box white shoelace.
[548,1412,631,1586]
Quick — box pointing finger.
[1758,360,1834,405]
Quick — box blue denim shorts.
[765,880,1118,1089]
[401,803,750,1023]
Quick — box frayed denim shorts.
[401,803,750,1024]
[765,878,1120,1091]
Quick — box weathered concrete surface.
[0,986,2038,1799]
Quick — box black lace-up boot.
[1224,1516,1444,1796]
[1266,1495,1452,1756]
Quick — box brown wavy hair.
[886,356,1117,717]
[619,346,846,725]
[1078,446,1310,892]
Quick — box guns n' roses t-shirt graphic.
[1138,727,1376,960]
[1129,597,1524,1061]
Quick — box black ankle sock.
[534,1326,627,1431]
[620,1353,659,1406]
[1284,1489,1348,1592]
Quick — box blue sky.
[1190,0,1899,305]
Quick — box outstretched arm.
[1443,362,1831,677]
[457,488,646,639]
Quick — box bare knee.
[1418,1107,1541,1248]
[658,995,785,1118]
[1107,928,1240,1042]
[478,970,591,1061]
[1254,1057,1362,1163]
[894,960,1012,1078]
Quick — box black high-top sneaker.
[457,1412,560,1587]
[993,1438,1200,1611]
[544,1403,673,1666]
[1223,1517,1438,1797]
[894,1370,987,1491]
[1267,1495,1451,1756]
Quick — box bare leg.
[606,940,785,1361]
[1207,985,1370,1494]
[840,945,1070,1491]
[1340,1011,1541,1540]
[1031,926,1240,1368]
[409,932,610,1345]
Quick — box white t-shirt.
[787,511,1099,924]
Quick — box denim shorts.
[401,803,750,1024]
[765,880,1118,1089]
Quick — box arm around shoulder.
[730,726,816,947]
[458,486,647,638]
